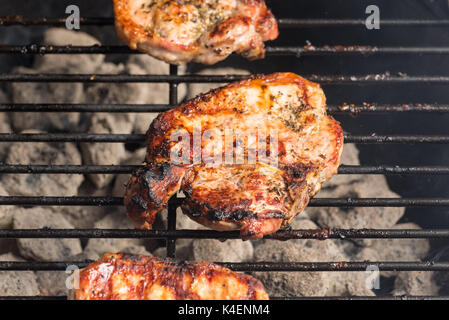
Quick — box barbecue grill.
[1,1,449,300]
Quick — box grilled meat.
[113,0,278,64]
[70,253,269,300]
[125,72,344,239]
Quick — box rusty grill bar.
[0,13,449,300]
[1,196,449,207]
[166,65,179,258]
[1,261,449,272]
[1,228,449,240]
[2,103,449,113]
[1,133,449,144]
[2,164,449,175]
[3,73,449,83]
[2,16,449,26]
[5,44,449,55]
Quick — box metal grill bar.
[166,65,178,258]
[346,135,449,144]
[1,164,448,175]
[2,73,449,84]
[0,196,447,207]
[1,133,448,144]
[278,18,449,27]
[1,295,447,300]
[2,45,449,56]
[2,17,449,27]
[0,16,114,26]
[1,13,448,301]
[0,296,67,301]
[0,103,172,113]
[266,46,449,55]
[329,103,449,113]
[2,103,449,113]
[338,165,449,175]
[1,229,449,240]
[0,165,140,174]
[273,296,449,300]
[0,74,251,83]
[1,261,447,272]
[0,133,146,143]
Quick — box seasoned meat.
[70,253,269,300]
[125,72,344,239]
[113,0,278,64]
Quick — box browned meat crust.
[125,72,344,239]
[70,253,269,300]
[113,0,279,64]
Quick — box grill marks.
[183,199,255,222]
[176,162,291,238]
[131,196,148,210]
[124,73,343,239]
[124,163,187,229]
[72,253,269,300]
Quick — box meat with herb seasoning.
[124,73,344,239]
[113,0,279,64]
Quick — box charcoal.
[0,253,39,296]
[393,271,439,296]
[84,211,148,256]
[13,208,82,261]
[125,55,186,135]
[186,68,250,99]
[1,131,83,197]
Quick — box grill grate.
[2,17,449,26]
[5,45,449,55]
[2,103,449,113]
[4,73,449,83]
[1,133,449,144]
[1,228,449,240]
[2,164,449,174]
[0,11,449,300]
[2,261,449,272]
